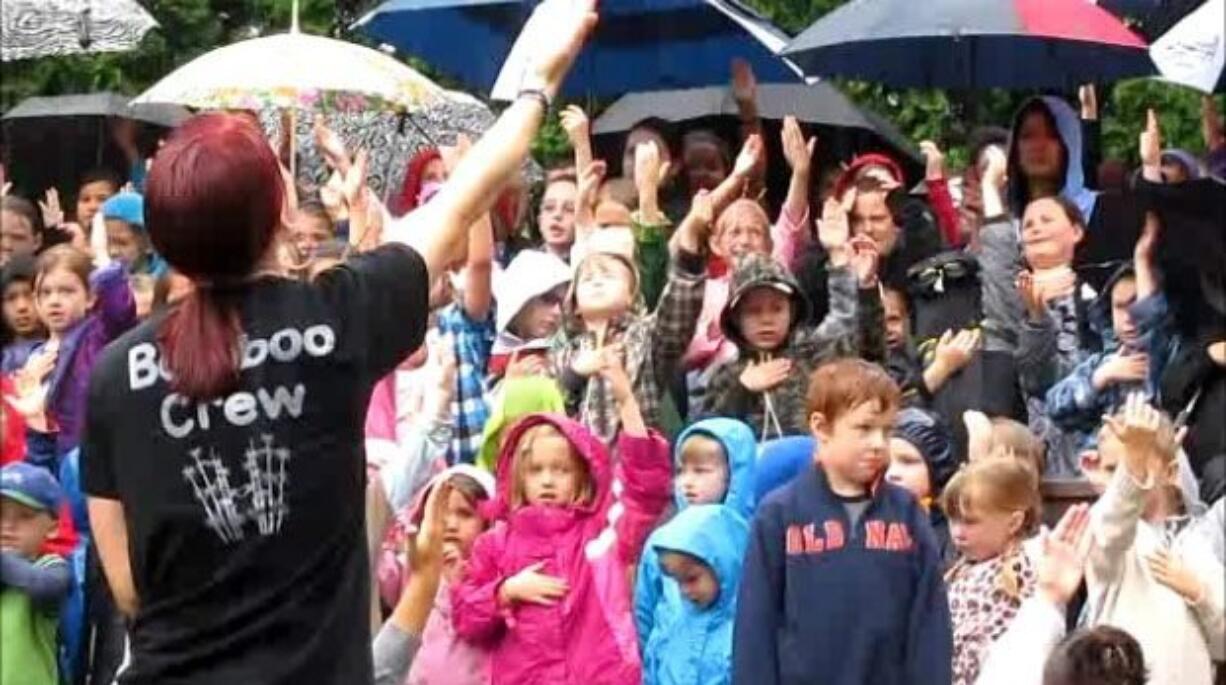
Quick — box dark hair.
[625,117,677,157]
[851,176,906,227]
[448,473,490,506]
[1043,626,1147,685]
[1,196,45,240]
[145,113,284,400]
[682,129,732,169]
[78,167,122,192]
[1008,100,1070,216]
[968,126,1009,168]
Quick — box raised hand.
[1016,270,1047,323]
[817,190,854,256]
[407,479,450,573]
[964,410,994,461]
[1140,109,1162,172]
[1079,84,1098,121]
[574,159,607,232]
[342,148,370,208]
[981,145,1008,192]
[732,134,763,180]
[848,234,880,288]
[500,561,570,606]
[1092,352,1149,391]
[1103,392,1176,481]
[730,58,758,106]
[740,358,792,393]
[1037,503,1094,607]
[38,188,64,229]
[781,116,815,176]
[313,114,352,174]
[1146,547,1205,602]
[560,104,591,148]
[524,0,599,100]
[634,140,669,194]
[672,188,713,256]
[919,140,946,181]
[1135,211,1160,261]
[933,328,980,375]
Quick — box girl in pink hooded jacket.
[452,361,671,685]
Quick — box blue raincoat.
[634,419,756,654]
[642,505,749,685]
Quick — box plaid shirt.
[554,252,706,444]
[436,304,495,465]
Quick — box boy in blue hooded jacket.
[635,418,756,655]
[733,358,952,685]
[643,505,749,685]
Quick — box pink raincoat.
[451,414,671,685]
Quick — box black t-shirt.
[81,244,428,685]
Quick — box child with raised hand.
[733,359,952,685]
[636,418,756,655]
[942,457,1043,685]
[643,504,750,685]
[452,349,671,685]
[1,462,72,685]
[1081,392,1224,685]
[704,192,885,438]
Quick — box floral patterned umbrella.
[0,0,157,62]
[131,22,445,114]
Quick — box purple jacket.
[42,264,135,457]
[452,414,672,685]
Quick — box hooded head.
[477,377,567,472]
[650,504,749,612]
[721,253,810,354]
[1159,148,1203,183]
[494,249,571,338]
[754,436,816,503]
[673,418,757,518]
[487,413,610,521]
[889,408,958,503]
[1007,96,1098,223]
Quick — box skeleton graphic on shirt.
[182,433,291,544]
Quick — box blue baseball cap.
[101,192,144,230]
[0,462,62,514]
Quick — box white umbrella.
[0,0,157,62]
[1150,0,1225,94]
[131,13,445,113]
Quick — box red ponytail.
[145,113,283,400]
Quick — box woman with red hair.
[77,2,598,682]
[393,147,445,217]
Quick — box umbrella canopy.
[355,0,800,100]
[783,0,1156,89]
[132,29,445,112]
[2,92,190,128]
[0,0,157,62]
[1150,0,1224,93]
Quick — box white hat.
[494,249,572,334]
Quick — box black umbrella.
[591,82,922,186]
[0,92,189,201]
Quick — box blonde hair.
[678,434,726,467]
[985,418,1047,475]
[943,459,1042,597]
[509,423,593,509]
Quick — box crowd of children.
[2,54,1225,685]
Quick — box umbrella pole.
[289,108,297,184]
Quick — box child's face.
[677,437,729,506]
[36,267,93,335]
[292,215,333,262]
[442,487,485,568]
[812,400,897,491]
[683,140,728,192]
[538,180,577,251]
[713,205,770,260]
[3,280,40,338]
[520,434,584,507]
[1021,198,1083,271]
[575,255,633,320]
[882,289,909,350]
[105,220,148,269]
[735,288,793,352]
[886,438,932,501]
[659,551,719,609]
[0,210,39,266]
[1109,277,1138,348]
[76,180,116,228]
[512,286,565,340]
[0,498,56,559]
[851,191,899,256]
[1017,111,1064,184]
[950,504,1024,562]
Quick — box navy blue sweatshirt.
[732,465,952,685]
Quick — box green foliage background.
[1,0,1220,172]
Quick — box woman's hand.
[1146,547,1205,603]
[499,561,570,606]
[525,0,599,100]
[818,191,855,265]
[781,116,815,177]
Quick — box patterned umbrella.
[0,0,157,62]
[783,0,1156,89]
[1150,0,1225,93]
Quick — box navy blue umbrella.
[354,0,800,99]
[782,0,1156,90]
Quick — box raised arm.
[388,0,598,282]
[773,117,815,270]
